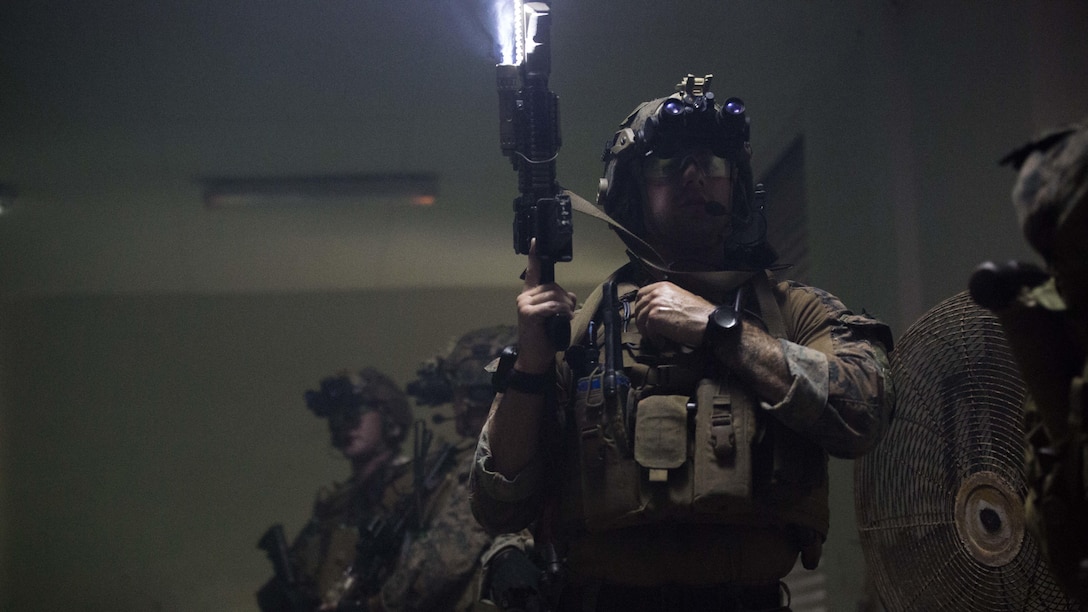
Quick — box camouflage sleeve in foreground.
[377,449,495,612]
[765,280,895,459]
[469,421,549,535]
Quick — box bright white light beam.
[496,0,548,66]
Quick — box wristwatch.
[504,369,553,395]
[704,303,743,346]
[491,345,552,395]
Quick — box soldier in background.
[257,367,415,611]
[259,336,539,612]
[971,119,1088,604]
[373,324,537,612]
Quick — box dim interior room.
[1,1,1086,609]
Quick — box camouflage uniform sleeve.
[468,419,547,534]
[762,281,895,459]
[378,451,495,611]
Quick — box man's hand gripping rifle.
[497,0,572,350]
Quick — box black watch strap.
[705,287,746,347]
[491,345,552,395]
[505,369,552,395]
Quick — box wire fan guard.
[854,291,1082,611]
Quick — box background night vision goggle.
[305,375,368,419]
[638,93,749,160]
[406,354,496,407]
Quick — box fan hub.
[954,470,1024,567]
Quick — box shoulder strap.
[565,189,760,291]
[752,270,787,340]
[565,189,663,266]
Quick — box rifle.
[256,524,317,611]
[497,0,572,349]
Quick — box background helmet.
[443,325,518,389]
[407,325,518,437]
[597,74,773,268]
[1003,118,1088,314]
[1004,120,1088,261]
[305,367,413,448]
[407,325,518,406]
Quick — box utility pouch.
[633,394,689,483]
[316,526,357,600]
[693,377,756,513]
[574,372,643,529]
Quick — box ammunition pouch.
[318,526,359,605]
[635,394,688,482]
[564,268,830,553]
[572,369,827,534]
[574,371,643,528]
[692,378,756,512]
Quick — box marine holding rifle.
[257,367,425,611]
[470,74,896,612]
[258,331,538,611]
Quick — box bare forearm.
[714,306,893,457]
[713,319,792,405]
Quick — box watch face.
[712,306,739,329]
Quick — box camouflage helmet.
[597,73,772,267]
[406,325,518,407]
[1003,119,1088,311]
[1005,120,1088,258]
[444,325,518,438]
[305,367,413,448]
[443,325,518,390]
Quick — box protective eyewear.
[643,151,731,183]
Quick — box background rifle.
[330,423,457,609]
[256,523,316,611]
[497,0,572,349]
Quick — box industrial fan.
[854,291,1083,611]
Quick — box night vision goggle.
[606,74,750,163]
[305,375,371,419]
[406,352,500,408]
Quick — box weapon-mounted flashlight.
[495,0,572,349]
